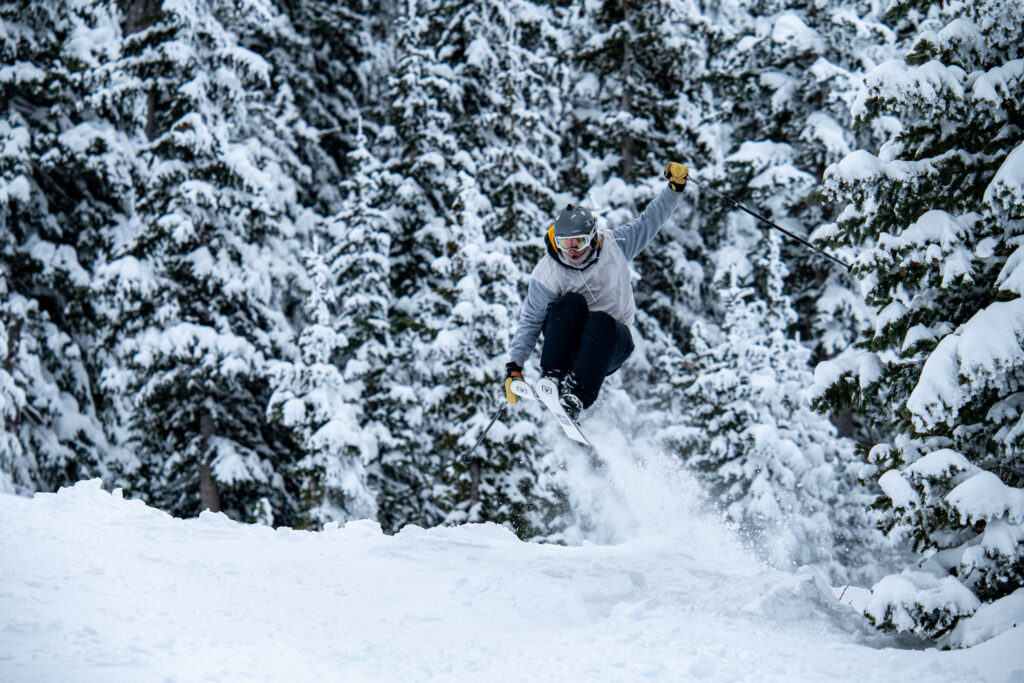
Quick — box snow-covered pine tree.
[376,1,563,535]
[811,0,1024,646]
[267,241,376,529]
[269,0,394,214]
[0,287,121,494]
[0,237,24,491]
[682,232,874,579]
[567,0,707,185]
[320,125,395,526]
[0,0,132,492]
[95,0,317,524]
[467,0,564,266]
[371,0,468,531]
[617,0,714,348]
[426,1,572,535]
[426,173,539,529]
[707,0,896,362]
[266,124,393,528]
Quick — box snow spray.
[551,388,757,571]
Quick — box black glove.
[504,362,524,405]
[664,162,689,191]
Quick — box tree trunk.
[2,314,22,431]
[619,0,634,183]
[2,313,20,375]
[468,459,481,512]
[121,0,161,140]
[144,89,159,142]
[121,0,158,35]
[198,412,222,513]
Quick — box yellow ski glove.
[504,363,524,405]
[664,162,689,191]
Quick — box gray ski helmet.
[553,204,597,241]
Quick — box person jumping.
[503,162,689,421]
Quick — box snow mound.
[0,480,1016,681]
[947,588,1024,648]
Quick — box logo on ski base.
[510,378,589,445]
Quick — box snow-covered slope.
[2,472,1020,681]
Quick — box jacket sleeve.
[610,186,683,261]
[508,277,558,367]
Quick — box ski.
[509,378,592,446]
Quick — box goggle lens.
[557,234,592,251]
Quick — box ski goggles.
[554,232,595,251]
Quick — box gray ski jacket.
[507,187,683,367]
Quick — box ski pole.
[460,403,507,464]
[688,176,851,271]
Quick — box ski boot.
[559,392,583,421]
[559,373,585,421]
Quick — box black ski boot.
[560,392,583,421]
[560,372,585,421]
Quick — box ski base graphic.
[509,378,591,446]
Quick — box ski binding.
[509,378,591,446]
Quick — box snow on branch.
[852,59,967,120]
[983,142,1024,215]
[972,59,1024,105]
[808,348,882,402]
[907,298,1024,433]
[946,470,1024,526]
[865,570,981,635]
[997,245,1024,296]
[217,46,272,88]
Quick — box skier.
[503,162,689,422]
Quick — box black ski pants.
[540,292,634,408]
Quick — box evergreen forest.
[2,0,1022,647]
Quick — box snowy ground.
[2,432,1022,681]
